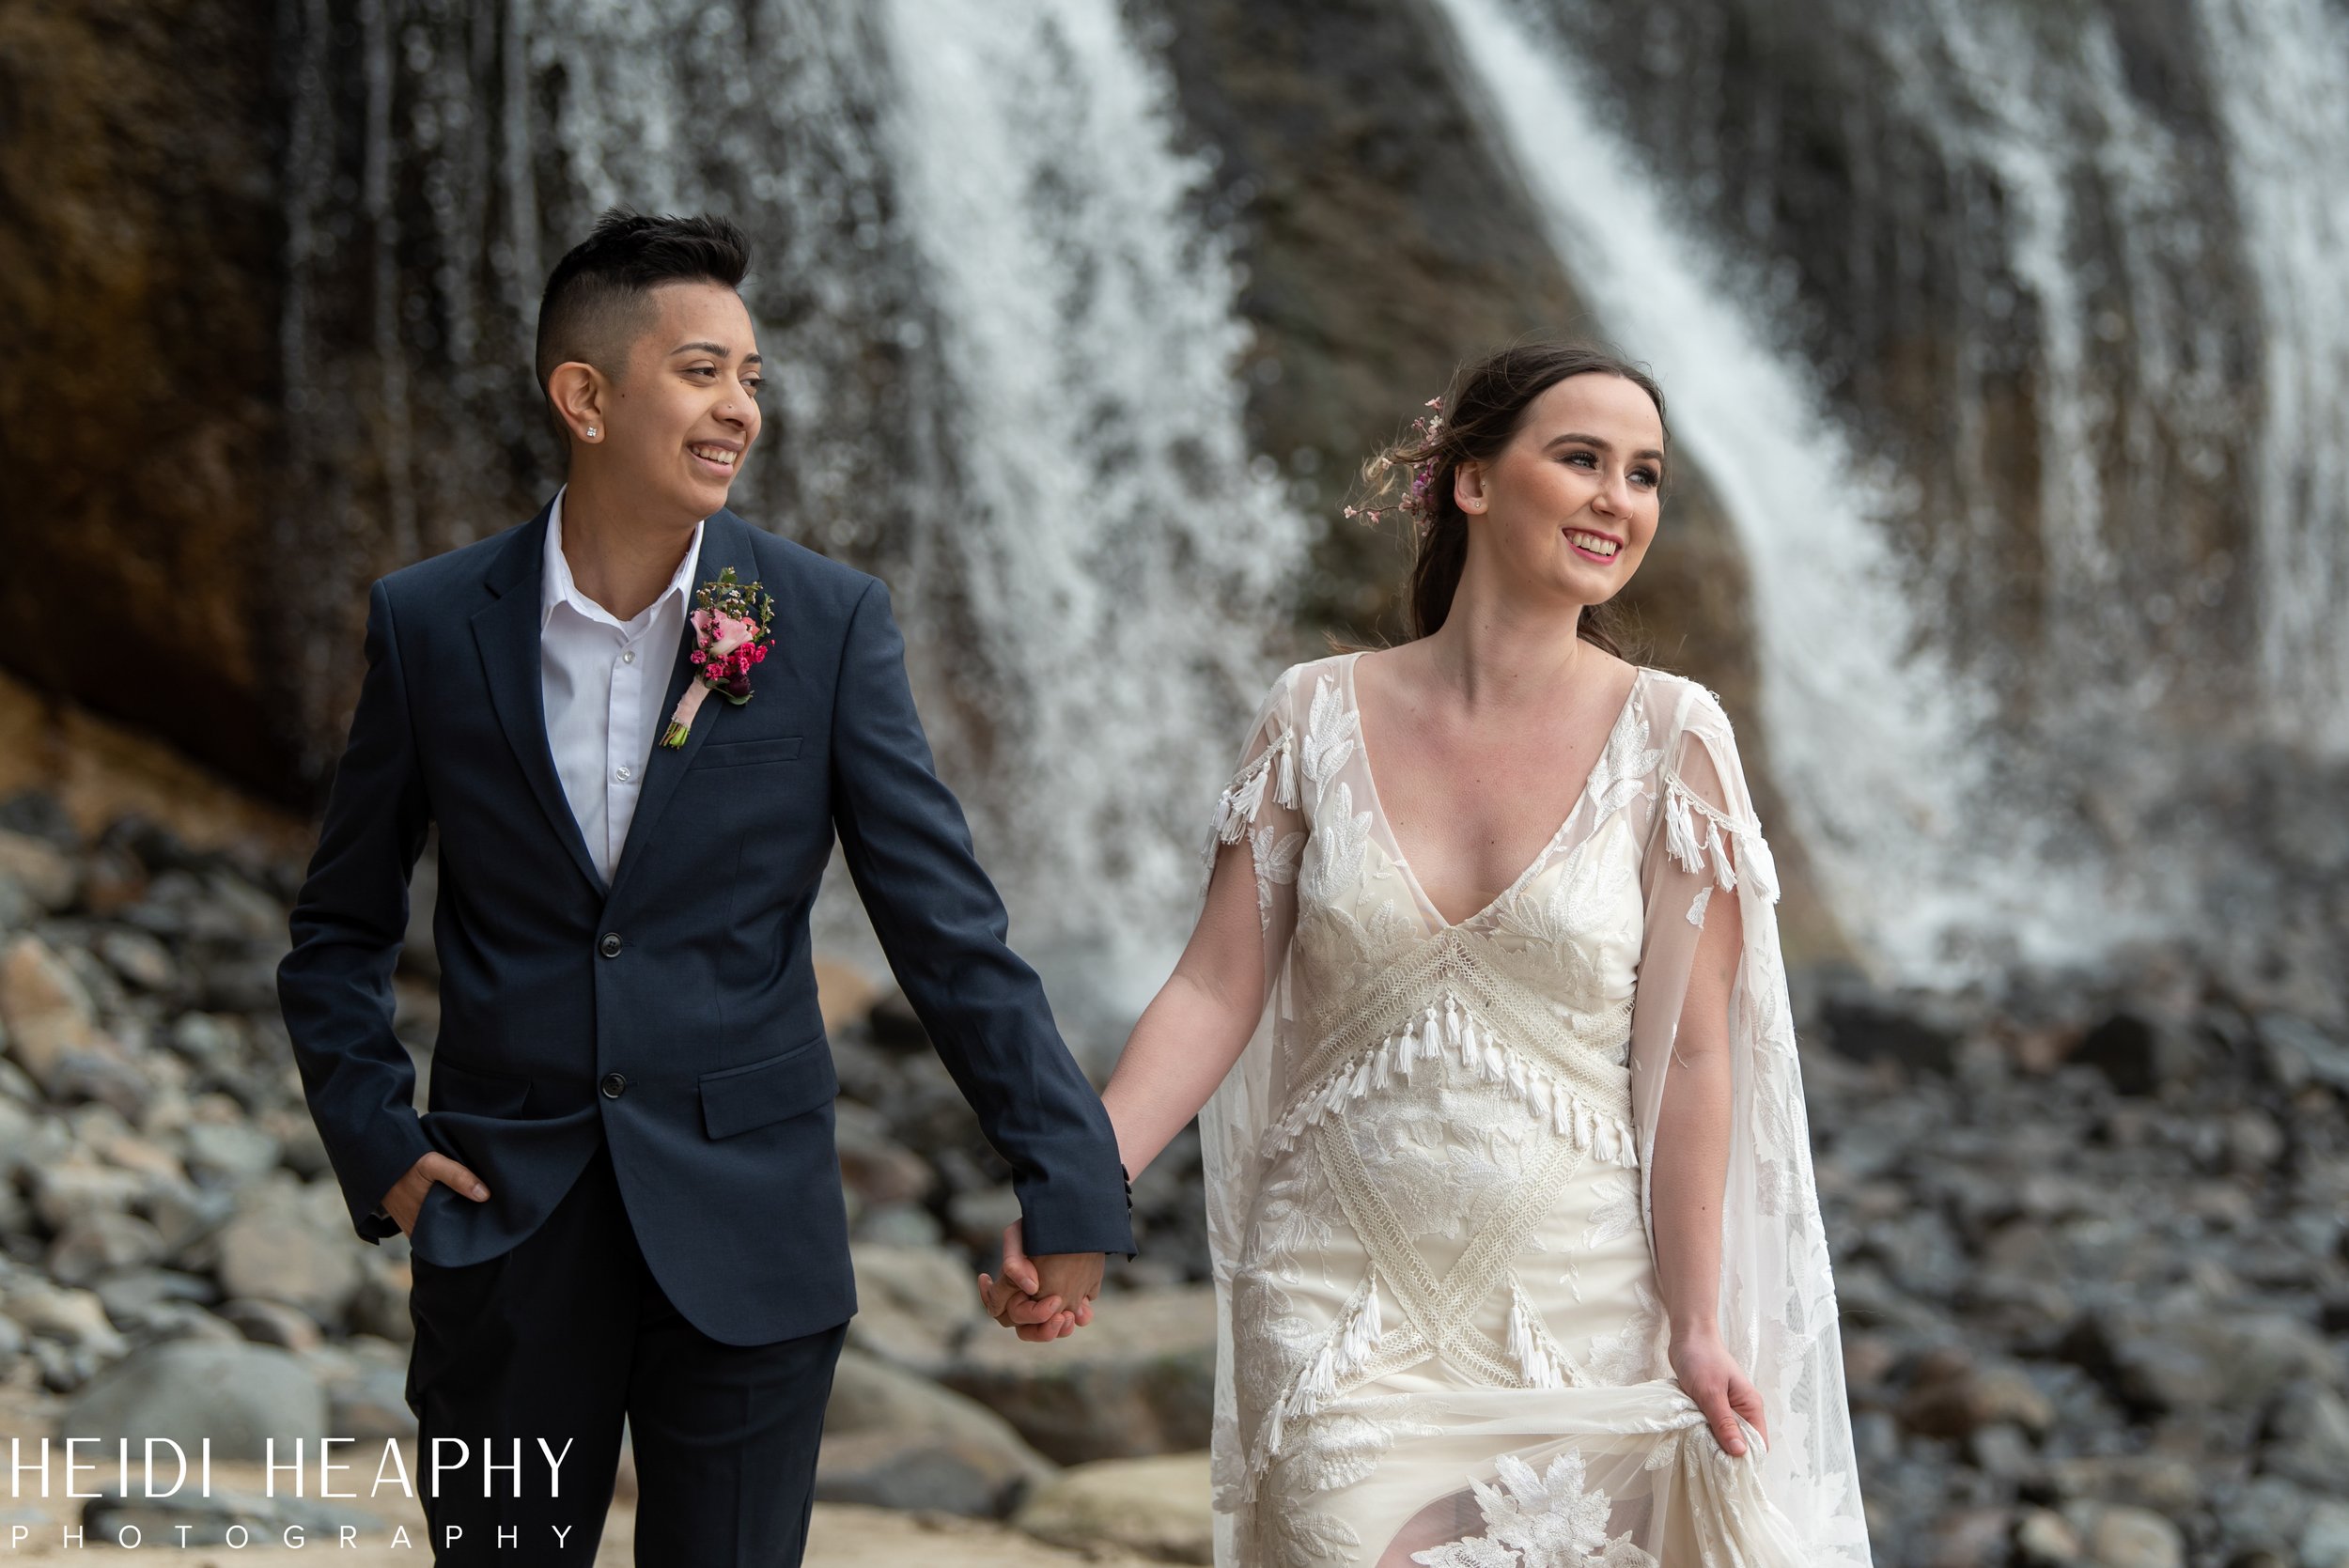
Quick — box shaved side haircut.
[534,209,752,435]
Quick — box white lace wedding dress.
[1198,654,1872,1567]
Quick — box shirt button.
[600,1073,628,1099]
[599,933,622,958]
[622,650,635,663]
[615,765,633,782]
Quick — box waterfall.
[874,0,1304,952]
[1424,0,2349,977]
[2201,0,2349,751]
[272,0,1305,983]
[1426,0,2117,977]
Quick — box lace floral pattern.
[1411,1451,1659,1568]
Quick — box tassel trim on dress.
[1211,729,1298,849]
[1507,1273,1579,1390]
[1661,769,1781,904]
[1262,994,1637,1168]
[1243,1271,1384,1498]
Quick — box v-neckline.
[1342,650,1646,932]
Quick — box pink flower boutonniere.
[661,567,777,748]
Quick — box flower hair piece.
[1344,396,1448,536]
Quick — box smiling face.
[556,280,764,523]
[1454,371,1665,612]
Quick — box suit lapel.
[605,510,756,905]
[470,505,609,898]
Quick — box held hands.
[381,1152,490,1237]
[1669,1328,1768,1459]
[975,1220,1104,1343]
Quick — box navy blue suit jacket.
[278,503,1132,1345]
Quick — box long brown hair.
[1352,343,1669,650]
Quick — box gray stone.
[856,1203,947,1248]
[168,1011,244,1068]
[0,830,78,910]
[2305,1500,2349,1568]
[213,1179,363,1325]
[1014,1453,1213,1564]
[303,1338,417,1443]
[0,934,114,1091]
[31,1156,147,1230]
[848,1241,986,1376]
[2015,1507,2082,1565]
[141,1177,234,1256]
[182,1119,283,1184]
[46,1209,166,1285]
[5,1278,129,1357]
[2219,1476,2315,1560]
[96,927,176,991]
[2264,1382,2349,1490]
[2260,1014,2349,1094]
[218,1296,323,1351]
[1899,1347,2056,1437]
[2061,1304,2336,1417]
[348,1253,414,1345]
[1930,1507,2017,1568]
[2049,1454,2203,1517]
[836,1101,935,1207]
[93,1268,220,1328]
[944,1286,1217,1465]
[948,1185,1024,1250]
[61,1339,327,1462]
[817,1347,1055,1517]
[2081,1505,2184,1568]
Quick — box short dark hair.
[534,209,751,399]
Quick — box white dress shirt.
[539,487,705,882]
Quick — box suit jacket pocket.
[428,1054,533,1117]
[699,1032,836,1139]
[695,735,803,768]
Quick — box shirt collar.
[540,486,707,634]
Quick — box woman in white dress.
[987,344,1871,1566]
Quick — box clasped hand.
[975,1220,1103,1343]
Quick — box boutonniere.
[661,567,776,748]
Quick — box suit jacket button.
[600,1073,628,1099]
[599,933,622,958]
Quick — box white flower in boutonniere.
[661,567,777,748]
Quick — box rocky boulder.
[1014,1452,1214,1565]
[944,1286,1217,1465]
[848,1242,986,1377]
[61,1339,327,1462]
[817,1347,1056,1518]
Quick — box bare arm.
[1650,738,1767,1457]
[1101,836,1270,1179]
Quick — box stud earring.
[584,427,598,438]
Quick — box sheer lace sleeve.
[1627,678,1870,1565]
[1196,665,1310,1533]
[1205,670,1307,974]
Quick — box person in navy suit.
[277,210,1130,1565]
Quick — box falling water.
[1427,0,2119,977]
[874,0,1304,951]
[2201,0,2349,750]
[272,0,1306,978]
[1424,0,2349,977]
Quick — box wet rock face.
[0,0,288,798]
